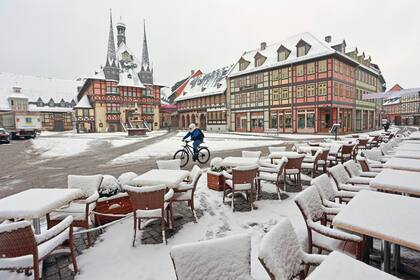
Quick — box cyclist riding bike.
[182,123,205,161]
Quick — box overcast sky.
[0,0,419,89]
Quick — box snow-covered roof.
[174,65,233,102]
[383,97,401,106]
[0,72,79,104]
[118,70,145,88]
[229,32,379,78]
[74,95,92,109]
[363,87,420,100]
[28,104,73,113]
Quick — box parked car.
[0,128,10,144]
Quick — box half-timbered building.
[227,33,385,134]
[75,12,162,133]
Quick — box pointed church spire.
[103,9,119,81]
[106,9,117,67]
[141,20,150,69]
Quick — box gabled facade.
[227,32,384,134]
[383,84,420,125]
[174,65,233,132]
[75,11,162,133]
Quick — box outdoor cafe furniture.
[220,156,259,168]
[242,150,261,158]
[0,188,84,234]
[170,234,253,280]
[406,131,420,140]
[123,184,173,245]
[258,218,326,280]
[222,165,259,211]
[156,159,181,170]
[311,174,355,208]
[306,251,400,280]
[270,151,305,189]
[336,143,355,163]
[256,157,288,200]
[363,148,389,164]
[294,186,363,259]
[131,169,190,189]
[47,174,103,247]
[370,169,420,196]
[301,148,324,177]
[333,190,420,273]
[343,160,377,178]
[383,157,420,172]
[268,146,286,153]
[396,143,420,151]
[395,150,420,160]
[172,165,202,221]
[0,216,78,280]
[329,164,371,192]
[357,157,383,173]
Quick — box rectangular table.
[306,251,400,280]
[333,191,420,272]
[395,150,420,160]
[396,143,420,151]
[369,169,420,196]
[220,157,259,167]
[131,169,190,189]
[0,188,83,233]
[383,157,420,172]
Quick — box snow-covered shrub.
[209,157,225,173]
[118,172,138,186]
[99,175,122,198]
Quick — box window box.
[207,171,225,191]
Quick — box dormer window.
[254,52,266,67]
[239,57,250,71]
[296,39,311,57]
[277,45,291,61]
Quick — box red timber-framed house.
[75,12,162,133]
[227,32,384,134]
[174,65,232,132]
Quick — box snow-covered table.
[333,191,420,272]
[0,188,83,234]
[369,169,420,196]
[396,143,420,151]
[383,157,420,172]
[295,146,321,154]
[220,157,259,167]
[395,150,420,160]
[407,131,420,140]
[268,151,302,159]
[131,169,190,189]
[306,251,399,280]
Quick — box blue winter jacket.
[183,128,204,143]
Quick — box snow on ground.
[109,132,283,165]
[28,130,167,159]
[73,174,305,280]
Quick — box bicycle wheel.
[197,147,210,164]
[173,149,189,167]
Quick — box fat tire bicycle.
[173,140,210,167]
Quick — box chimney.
[260,42,267,50]
[325,35,332,43]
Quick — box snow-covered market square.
[1,0,420,279]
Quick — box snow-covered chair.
[343,161,377,179]
[268,146,286,153]
[222,165,258,211]
[357,157,383,173]
[301,148,325,177]
[311,174,355,209]
[0,216,78,280]
[294,186,363,259]
[380,142,396,156]
[47,174,103,247]
[172,165,202,221]
[242,150,261,158]
[170,234,253,280]
[367,135,380,149]
[328,164,371,192]
[256,157,288,200]
[336,143,354,163]
[362,148,388,164]
[258,218,326,280]
[326,143,341,166]
[157,159,181,170]
[284,153,305,190]
[124,184,174,245]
